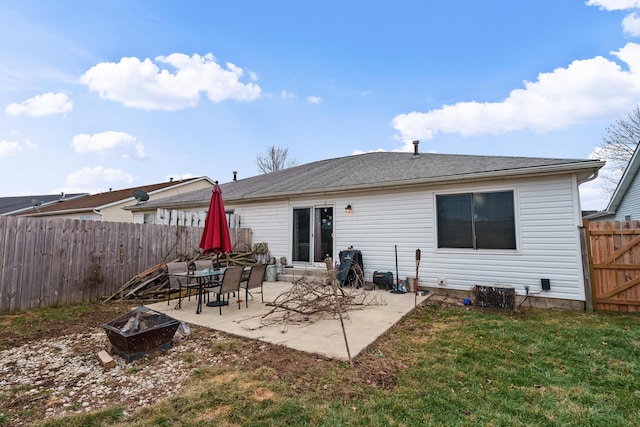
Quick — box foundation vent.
[474,284,515,310]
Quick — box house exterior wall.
[31,211,102,221]
[101,203,135,222]
[111,180,213,223]
[233,201,290,259]
[607,167,640,221]
[233,174,586,302]
[133,209,208,226]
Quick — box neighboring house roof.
[20,177,213,217]
[585,144,640,220]
[0,193,88,215]
[130,150,605,210]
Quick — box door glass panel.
[314,207,333,262]
[292,208,310,262]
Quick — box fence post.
[580,219,594,312]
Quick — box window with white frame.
[143,213,155,224]
[436,190,516,250]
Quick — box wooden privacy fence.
[0,216,252,314]
[586,220,640,312]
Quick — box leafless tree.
[256,145,297,173]
[599,105,640,162]
[596,106,640,193]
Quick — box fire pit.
[104,305,180,362]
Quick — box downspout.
[576,168,600,309]
[580,169,617,217]
[93,209,104,221]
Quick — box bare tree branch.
[256,145,298,173]
[599,105,640,162]
[596,106,640,195]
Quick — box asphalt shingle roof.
[27,178,201,214]
[0,193,87,215]
[135,151,604,210]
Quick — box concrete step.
[275,266,334,282]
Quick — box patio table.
[169,268,225,314]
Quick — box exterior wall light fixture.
[345,204,352,213]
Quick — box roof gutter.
[93,209,104,221]
[577,169,599,185]
[22,208,84,217]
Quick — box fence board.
[587,220,640,312]
[0,216,251,314]
[6,216,20,312]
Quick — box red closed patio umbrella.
[199,183,233,260]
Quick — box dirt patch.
[0,301,408,426]
[253,387,277,401]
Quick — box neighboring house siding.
[34,212,102,221]
[101,204,134,222]
[236,175,586,301]
[610,168,640,221]
[105,181,214,223]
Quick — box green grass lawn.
[22,304,640,426]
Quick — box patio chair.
[194,259,213,271]
[166,261,192,307]
[193,259,215,300]
[207,266,244,315]
[241,263,267,307]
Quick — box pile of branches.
[103,251,258,303]
[259,267,385,332]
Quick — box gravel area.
[0,301,403,426]
[0,326,229,425]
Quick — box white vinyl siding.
[235,174,586,302]
[425,177,583,300]
[234,201,290,261]
[611,168,640,221]
[335,190,431,282]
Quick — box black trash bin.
[338,249,363,287]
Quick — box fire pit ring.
[104,305,180,362]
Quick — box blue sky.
[1,1,639,210]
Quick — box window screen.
[437,190,516,250]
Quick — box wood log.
[104,251,259,302]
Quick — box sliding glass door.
[292,206,333,263]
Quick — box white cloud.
[60,166,135,194]
[165,173,196,181]
[24,139,37,151]
[71,131,146,158]
[623,12,640,35]
[307,96,322,104]
[352,148,386,155]
[587,0,640,36]
[392,43,640,147]
[5,92,73,117]
[0,139,21,156]
[586,0,640,11]
[280,90,297,99]
[79,53,262,110]
[0,137,37,156]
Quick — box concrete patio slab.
[146,280,430,361]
